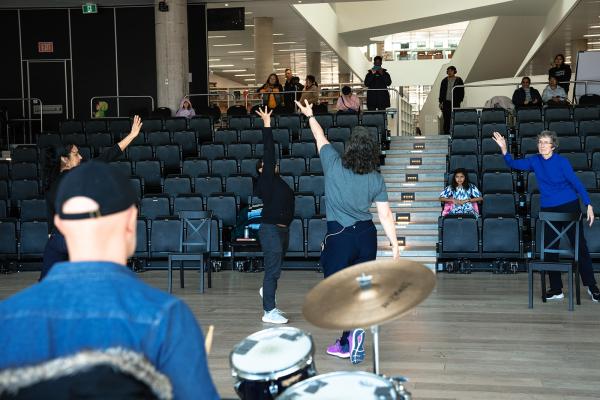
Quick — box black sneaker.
[545,289,564,300]
[587,286,600,303]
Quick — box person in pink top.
[336,86,361,113]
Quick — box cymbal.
[302,259,435,329]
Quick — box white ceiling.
[521,0,600,75]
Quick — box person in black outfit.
[40,115,143,280]
[512,76,543,108]
[283,68,304,114]
[548,53,572,94]
[254,107,295,324]
[364,56,392,111]
[439,66,465,135]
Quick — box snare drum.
[278,371,409,400]
[230,327,316,399]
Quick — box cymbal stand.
[371,324,380,375]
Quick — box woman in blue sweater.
[493,131,599,302]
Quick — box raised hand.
[131,115,143,137]
[492,132,507,155]
[295,99,314,117]
[255,106,272,127]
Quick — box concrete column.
[254,17,274,85]
[155,0,189,114]
[306,51,321,84]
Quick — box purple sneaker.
[326,339,350,359]
[349,329,366,364]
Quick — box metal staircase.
[373,135,449,271]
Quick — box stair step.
[385,149,448,155]
[392,135,449,142]
[384,173,445,182]
[387,190,444,201]
[384,157,447,165]
[373,211,440,223]
[381,164,446,172]
[386,201,441,208]
[386,181,444,189]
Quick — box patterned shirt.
[439,184,481,216]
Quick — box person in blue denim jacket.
[0,161,219,400]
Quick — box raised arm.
[376,201,400,259]
[117,115,143,152]
[295,99,329,153]
[492,131,533,171]
[256,106,275,178]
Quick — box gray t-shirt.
[320,144,388,227]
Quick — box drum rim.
[230,327,315,381]
[278,371,397,398]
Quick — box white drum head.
[231,327,313,379]
[278,371,397,400]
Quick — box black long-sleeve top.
[254,128,295,226]
[46,144,124,232]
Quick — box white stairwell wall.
[373,135,449,271]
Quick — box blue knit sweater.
[504,153,590,207]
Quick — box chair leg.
[541,271,547,303]
[575,262,581,305]
[199,255,205,294]
[528,264,534,309]
[168,257,173,294]
[568,265,574,311]
[180,261,185,289]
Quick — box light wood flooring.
[2,270,600,399]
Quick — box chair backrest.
[538,212,581,261]
[178,210,213,254]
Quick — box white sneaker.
[262,308,288,324]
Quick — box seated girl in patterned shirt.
[439,168,483,217]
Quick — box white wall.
[381,59,449,86]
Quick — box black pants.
[320,220,377,344]
[441,100,456,135]
[540,200,597,290]
[40,230,68,280]
[258,224,289,312]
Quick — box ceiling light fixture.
[584,34,600,37]
[245,11,253,14]
[213,43,243,47]
[208,35,227,39]
[245,24,255,27]
[208,58,221,62]
[228,50,255,54]
[244,78,256,81]
[242,57,255,60]
[209,64,235,67]
[273,42,297,45]
[273,33,284,36]
[235,74,255,77]
[222,69,247,72]
[588,41,600,45]
[278,48,307,52]
[590,25,600,28]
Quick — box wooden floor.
[2,270,600,399]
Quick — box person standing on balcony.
[364,56,392,111]
[439,66,464,135]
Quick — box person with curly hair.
[295,99,399,365]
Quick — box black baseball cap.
[55,161,138,220]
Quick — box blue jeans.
[40,231,68,281]
[258,224,289,312]
[320,220,377,343]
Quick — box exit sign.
[82,3,98,14]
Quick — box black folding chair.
[528,212,581,311]
[167,211,212,294]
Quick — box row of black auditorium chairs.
[134,216,328,261]
[138,192,327,225]
[516,120,600,138]
[112,157,325,186]
[438,215,522,259]
[451,136,600,158]
[449,153,600,175]
[525,171,600,195]
[58,117,213,136]
[227,112,387,134]
[124,172,324,200]
[453,120,600,140]
[0,198,47,220]
[452,106,600,126]
[445,171,516,195]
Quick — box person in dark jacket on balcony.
[438,66,464,134]
[364,56,392,111]
[512,76,543,108]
